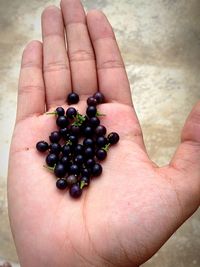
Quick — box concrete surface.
[0,0,200,266]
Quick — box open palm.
[8,1,200,267]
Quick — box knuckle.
[19,85,44,96]
[97,59,124,70]
[69,49,95,62]
[43,60,69,73]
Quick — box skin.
[8,1,200,266]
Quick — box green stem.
[96,111,106,117]
[43,165,55,172]
[103,143,110,152]
[45,111,57,115]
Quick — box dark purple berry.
[92,163,102,177]
[60,156,70,167]
[83,138,94,147]
[49,143,61,155]
[36,141,49,152]
[66,107,77,119]
[86,158,95,168]
[83,126,93,137]
[56,178,68,190]
[67,92,79,105]
[62,144,71,156]
[66,175,78,186]
[70,125,80,136]
[59,128,68,139]
[108,132,120,145]
[87,97,97,106]
[46,153,58,167]
[56,107,65,116]
[84,147,94,158]
[69,164,80,175]
[96,136,108,148]
[74,144,84,155]
[88,117,100,128]
[68,135,78,146]
[81,168,91,178]
[86,106,97,118]
[74,154,84,165]
[49,131,61,143]
[96,149,107,161]
[70,184,82,198]
[56,116,69,128]
[95,125,107,136]
[93,92,105,104]
[54,163,67,178]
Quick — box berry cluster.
[36,92,119,199]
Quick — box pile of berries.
[36,92,119,199]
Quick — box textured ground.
[0,0,200,266]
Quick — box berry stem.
[102,143,110,152]
[43,165,55,172]
[45,111,57,115]
[80,180,87,189]
[72,113,86,127]
[96,111,106,117]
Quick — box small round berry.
[56,178,68,190]
[67,92,79,104]
[70,125,80,136]
[60,156,70,167]
[93,92,105,104]
[84,147,94,158]
[56,116,69,128]
[86,158,95,168]
[81,168,91,178]
[56,107,65,116]
[66,107,77,119]
[108,132,120,145]
[96,136,108,148]
[80,176,90,188]
[74,154,84,165]
[54,163,67,178]
[68,135,78,146]
[95,125,107,136]
[62,144,71,156]
[88,117,100,128]
[92,163,102,177]
[86,106,97,118]
[70,184,82,198]
[66,175,78,186]
[49,131,61,143]
[96,149,107,161]
[36,141,49,152]
[49,143,61,155]
[74,144,84,155]
[46,153,58,167]
[83,138,94,147]
[87,97,97,106]
[59,127,68,139]
[69,164,80,175]
[83,126,93,137]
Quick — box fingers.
[42,6,71,109]
[61,0,97,97]
[168,101,200,216]
[16,41,45,122]
[87,10,133,106]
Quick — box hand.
[8,1,200,266]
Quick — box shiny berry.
[96,136,108,148]
[54,163,67,178]
[80,176,90,187]
[84,147,94,158]
[86,158,95,168]
[46,153,58,167]
[60,156,70,167]
[92,163,102,177]
[83,138,94,147]
[70,184,82,198]
[74,154,84,165]
[87,97,97,106]
[81,168,91,178]
[88,117,100,128]
[56,107,65,116]
[86,106,97,117]
[66,107,77,119]
[108,132,120,145]
[59,128,68,139]
[69,164,79,175]
[56,116,69,128]
[56,178,68,190]
[96,149,107,161]
[95,125,107,136]
[70,125,80,136]
[68,135,78,146]
[66,175,78,186]
[49,143,61,155]
[67,92,79,104]
[62,144,71,156]
[83,126,93,137]
[36,141,49,152]
[49,131,61,143]
[74,144,84,155]
[93,92,105,104]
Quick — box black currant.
[86,158,95,168]
[54,163,67,178]
[88,117,100,128]
[84,147,94,158]
[66,107,77,119]
[49,131,61,143]
[68,135,78,146]
[49,143,61,155]
[69,164,80,175]
[56,116,69,128]
[92,163,102,177]
[59,128,68,139]
[86,106,97,118]
[67,92,79,105]
[70,125,80,136]
[108,132,120,145]
[62,144,71,156]
[46,153,58,167]
[83,138,94,147]
[70,184,82,198]
[74,144,84,155]
[55,107,65,116]
[93,92,105,104]
[36,141,49,152]
[66,175,78,186]
[56,178,68,190]
[95,125,107,136]
[96,149,107,161]
[60,156,70,167]
[81,168,91,178]
[96,136,108,148]
[83,126,93,137]
[74,154,84,165]
[87,97,97,106]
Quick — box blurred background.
[0,0,200,266]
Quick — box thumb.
[167,101,200,218]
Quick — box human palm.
[8,1,200,267]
